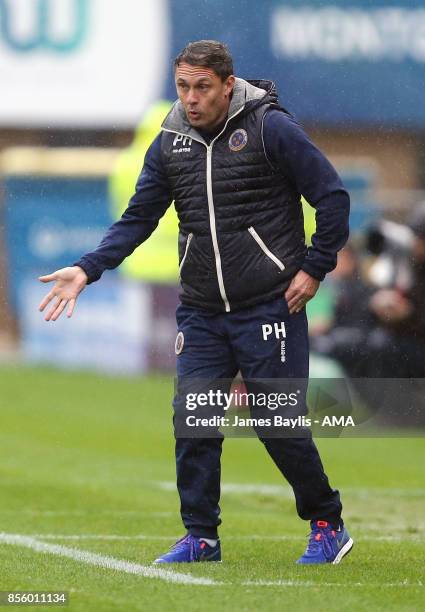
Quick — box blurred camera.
[365,219,415,290]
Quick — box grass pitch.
[0,366,424,611]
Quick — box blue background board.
[18,275,151,375]
[338,171,379,232]
[3,176,152,375]
[166,0,425,128]
[4,175,114,308]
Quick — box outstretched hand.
[285,270,320,314]
[38,266,88,321]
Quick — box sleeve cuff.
[73,259,102,285]
[301,262,326,282]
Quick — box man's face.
[175,62,235,131]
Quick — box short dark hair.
[174,40,233,81]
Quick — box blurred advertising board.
[0,0,169,127]
[166,0,425,128]
[1,1,424,129]
[20,276,151,375]
[2,147,154,374]
[2,148,117,308]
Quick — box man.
[39,41,352,565]
[367,203,425,378]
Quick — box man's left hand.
[285,270,320,314]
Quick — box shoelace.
[169,534,197,560]
[305,525,335,556]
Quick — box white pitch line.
[0,533,219,586]
[234,535,424,542]
[0,510,174,517]
[30,534,175,541]
[157,482,425,498]
[243,580,423,588]
[1,533,423,590]
[15,533,425,543]
[158,481,294,497]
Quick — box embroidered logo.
[229,129,248,152]
[262,322,286,341]
[172,134,192,154]
[175,331,185,355]
[280,340,286,363]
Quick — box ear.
[224,75,235,97]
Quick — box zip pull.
[179,233,193,274]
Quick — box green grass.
[0,366,424,611]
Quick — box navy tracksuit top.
[76,78,349,312]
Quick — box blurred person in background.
[311,242,375,377]
[38,40,352,565]
[109,100,179,369]
[315,205,425,380]
[109,100,177,284]
[365,203,425,378]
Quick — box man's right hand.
[38,266,88,321]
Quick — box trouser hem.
[310,516,343,529]
[187,527,219,539]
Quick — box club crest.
[175,331,185,355]
[229,129,248,152]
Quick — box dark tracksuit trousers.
[173,296,342,538]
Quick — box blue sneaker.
[153,534,221,564]
[296,520,353,564]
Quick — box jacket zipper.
[206,107,245,312]
[248,226,285,271]
[205,144,230,311]
[179,232,193,274]
[162,106,245,312]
